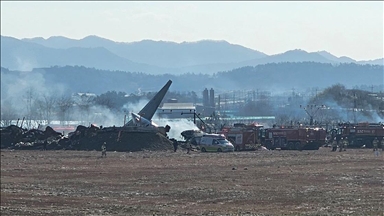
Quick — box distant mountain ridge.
[1,35,383,74]
[21,35,267,68]
[317,51,355,63]
[1,36,164,73]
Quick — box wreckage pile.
[0,125,62,150]
[0,125,173,152]
[69,125,173,151]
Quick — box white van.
[199,134,234,152]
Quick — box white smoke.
[122,99,150,114]
[154,118,199,140]
[122,99,200,139]
[79,105,125,127]
[1,69,68,120]
[15,56,38,72]
[69,98,154,128]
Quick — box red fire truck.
[338,122,384,148]
[263,126,327,150]
[220,123,264,151]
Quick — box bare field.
[1,148,383,216]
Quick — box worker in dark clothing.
[381,137,384,151]
[373,137,379,152]
[43,140,48,151]
[339,137,345,152]
[187,143,192,154]
[172,139,178,152]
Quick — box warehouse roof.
[159,103,196,110]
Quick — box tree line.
[1,83,382,129]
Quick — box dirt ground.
[1,148,383,216]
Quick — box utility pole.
[256,89,259,101]
[233,91,235,108]
[353,91,357,123]
[300,104,323,126]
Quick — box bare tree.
[0,99,17,127]
[22,87,39,129]
[275,114,290,126]
[75,93,95,124]
[57,96,74,125]
[35,94,57,125]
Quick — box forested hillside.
[1,62,382,96]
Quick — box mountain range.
[1,35,383,74]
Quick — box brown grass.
[1,148,383,216]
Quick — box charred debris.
[0,124,173,152]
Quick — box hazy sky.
[1,1,383,60]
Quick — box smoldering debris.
[0,124,173,152]
[1,125,62,150]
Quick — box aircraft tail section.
[125,80,172,126]
[138,80,172,120]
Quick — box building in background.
[157,99,196,119]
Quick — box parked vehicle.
[337,122,384,148]
[263,126,327,150]
[220,123,264,151]
[199,134,234,152]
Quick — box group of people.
[172,138,192,154]
[331,136,384,153]
[99,136,384,157]
[331,137,348,152]
[372,137,384,156]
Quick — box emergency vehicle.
[337,122,384,148]
[220,123,264,151]
[263,126,327,150]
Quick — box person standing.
[101,142,107,158]
[187,143,192,154]
[172,139,178,152]
[331,137,338,152]
[342,137,348,151]
[338,137,344,152]
[43,140,48,151]
[372,137,379,152]
[381,137,384,151]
